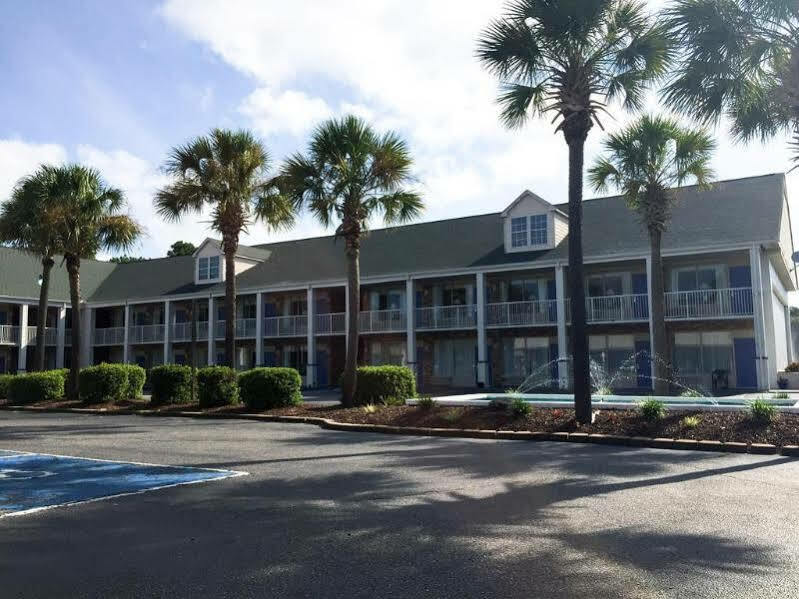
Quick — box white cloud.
[0,139,68,200]
[240,88,332,137]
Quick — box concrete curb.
[0,404,791,456]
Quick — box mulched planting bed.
[4,399,799,447]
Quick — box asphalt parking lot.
[1,410,798,598]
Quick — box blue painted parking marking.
[0,450,246,517]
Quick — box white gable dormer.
[501,190,567,254]
[192,238,266,285]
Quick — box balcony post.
[123,304,130,364]
[56,304,67,368]
[207,295,215,365]
[645,256,655,390]
[476,273,488,387]
[405,278,416,377]
[306,286,316,387]
[17,303,28,373]
[750,246,769,389]
[555,266,569,389]
[255,292,263,367]
[162,300,171,365]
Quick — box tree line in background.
[0,0,796,413]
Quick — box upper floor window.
[530,214,547,245]
[676,266,718,291]
[511,217,528,248]
[511,215,548,248]
[198,255,221,281]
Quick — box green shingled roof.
[0,173,788,304]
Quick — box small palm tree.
[589,115,715,394]
[0,166,63,371]
[663,0,799,167]
[155,129,296,368]
[477,0,671,423]
[49,165,141,400]
[274,115,423,406]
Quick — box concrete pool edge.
[2,405,798,458]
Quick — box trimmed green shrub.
[0,374,13,399]
[197,366,239,408]
[351,365,416,406]
[7,370,66,404]
[79,363,128,404]
[510,397,532,418]
[748,399,776,424]
[238,367,302,410]
[681,415,700,429]
[119,364,146,399]
[150,364,193,406]
[638,399,666,422]
[785,362,799,373]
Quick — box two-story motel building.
[0,173,795,394]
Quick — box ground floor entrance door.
[734,337,757,388]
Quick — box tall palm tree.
[155,129,296,368]
[0,166,63,371]
[477,0,671,423]
[589,115,715,394]
[49,165,141,400]
[273,115,423,406]
[663,0,799,167]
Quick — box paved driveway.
[1,411,797,598]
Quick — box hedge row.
[351,366,416,406]
[150,364,193,406]
[79,363,146,404]
[7,370,68,404]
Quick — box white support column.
[405,278,416,377]
[750,246,768,389]
[207,295,215,365]
[306,286,316,387]
[476,272,487,387]
[645,255,656,390]
[80,306,93,367]
[255,292,263,367]
[758,249,777,388]
[17,303,28,373]
[122,304,130,364]
[56,304,66,369]
[555,265,569,389]
[786,304,794,364]
[162,300,171,365]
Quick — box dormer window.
[198,255,220,282]
[530,214,547,245]
[511,214,548,249]
[511,217,528,248]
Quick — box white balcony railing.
[566,294,649,323]
[0,325,20,345]
[24,326,58,346]
[360,309,406,333]
[264,315,308,337]
[486,300,558,328]
[316,312,346,336]
[665,287,754,320]
[415,305,477,330]
[171,322,210,342]
[129,324,165,344]
[94,327,125,346]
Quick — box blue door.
[546,280,557,322]
[734,337,757,388]
[635,340,651,388]
[632,273,648,319]
[729,266,753,314]
[316,350,329,386]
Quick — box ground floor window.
[366,340,405,366]
[673,332,734,390]
[499,337,551,384]
[432,339,475,387]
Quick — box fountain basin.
[406,393,799,413]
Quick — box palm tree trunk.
[224,244,237,369]
[649,227,669,395]
[66,256,81,401]
[566,132,592,425]
[341,240,360,406]
[35,257,54,372]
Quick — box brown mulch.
[4,399,799,447]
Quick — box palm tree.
[663,0,799,167]
[589,115,715,394]
[477,0,671,423]
[0,166,63,371]
[155,129,296,368]
[273,115,423,406]
[48,165,141,400]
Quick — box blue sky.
[1,0,796,260]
